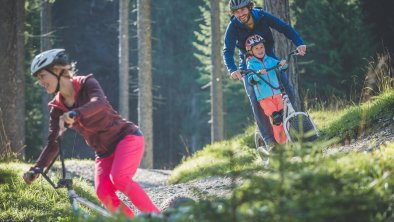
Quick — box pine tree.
[292,0,377,99]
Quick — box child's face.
[251,43,265,59]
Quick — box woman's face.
[251,43,265,59]
[233,7,251,24]
[36,70,58,94]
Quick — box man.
[223,0,307,152]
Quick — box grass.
[169,89,394,184]
[318,90,394,140]
[168,138,259,184]
[0,162,73,221]
[0,161,112,222]
[1,87,393,221]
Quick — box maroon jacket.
[34,74,138,168]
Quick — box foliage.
[166,137,394,222]
[193,0,254,141]
[319,90,394,140]
[0,162,73,221]
[4,142,393,221]
[359,0,394,61]
[292,0,377,99]
[170,89,394,183]
[24,0,47,160]
[149,0,211,166]
[169,133,259,184]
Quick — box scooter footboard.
[284,112,319,143]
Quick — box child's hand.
[259,69,267,74]
[279,60,287,67]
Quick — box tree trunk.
[0,0,25,159]
[264,0,301,109]
[119,0,129,119]
[210,0,224,143]
[137,0,153,169]
[40,0,52,147]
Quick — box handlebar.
[241,49,299,76]
[68,110,77,118]
[32,167,43,174]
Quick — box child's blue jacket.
[246,55,282,101]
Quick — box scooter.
[28,113,111,218]
[242,50,320,152]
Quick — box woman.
[23,49,159,218]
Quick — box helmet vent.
[38,58,47,67]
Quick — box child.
[245,34,287,145]
[23,49,160,218]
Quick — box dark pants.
[243,71,296,145]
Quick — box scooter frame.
[32,116,111,218]
[242,50,320,146]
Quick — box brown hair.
[50,63,77,78]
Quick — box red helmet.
[245,34,265,51]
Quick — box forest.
[0,0,393,169]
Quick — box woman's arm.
[34,107,62,169]
[73,77,109,119]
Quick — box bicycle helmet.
[245,34,265,51]
[31,48,70,77]
[229,0,252,11]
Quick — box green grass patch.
[0,162,116,222]
[163,142,394,222]
[0,162,73,221]
[170,90,394,184]
[169,137,260,184]
[318,90,394,140]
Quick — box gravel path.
[64,161,239,212]
[64,119,393,212]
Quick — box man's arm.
[223,22,239,74]
[263,11,304,47]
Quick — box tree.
[292,0,376,99]
[119,0,129,119]
[137,0,153,169]
[264,0,301,108]
[194,0,253,147]
[40,0,52,146]
[360,0,394,64]
[210,0,224,142]
[0,0,25,158]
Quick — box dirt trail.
[65,121,393,212]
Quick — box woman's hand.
[62,111,76,126]
[23,167,40,185]
[279,60,287,67]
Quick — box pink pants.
[259,94,287,144]
[94,134,159,218]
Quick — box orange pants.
[259,94,287,144]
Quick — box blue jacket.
[223,8,304,74]
[246,55,282,101]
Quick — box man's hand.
[279,60,287,66]
[296,45,307,56]
[23,168,40,185]
[230,70,243,80]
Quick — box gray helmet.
[229,0,252,11]
[30,49,70,76]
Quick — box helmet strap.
[45,68,65,93]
